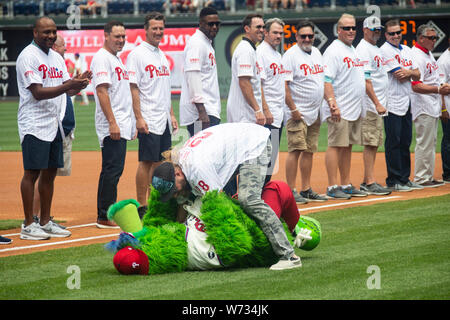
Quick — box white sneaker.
[20,222,51,240]
[40,220,71,238]
[269,256,302,270]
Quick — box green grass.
[1,194,449,300]
[0,99,444,153]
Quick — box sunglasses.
[300,34,314,39]
[422,35,438,41]
[369,28,382,32]
[207,21,221,27]
[387,31,402,36]
[340,26,356,31]
[152,176,174,194]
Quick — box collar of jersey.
[387,41,403,50]
[242,37,257,50]
[414,43,429,54]
[141,41,159,52]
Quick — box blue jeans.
[97,137,127,220]
[442,118,450,180]
[383,109,412,186]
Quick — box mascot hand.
[105,232,141,253]
[293,228,312,248]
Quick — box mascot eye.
[152,176,174,194]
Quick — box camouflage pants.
[238,139,295,260]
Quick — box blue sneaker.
[342,184,368,197]
[326,186,351,200]
[0,235,12,245]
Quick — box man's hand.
[255,110,266,126]
[375,103,387,115]
[329,100,341,122]
[393,68,413,82]
[263,108,274,125]
[291,109,303,121]
[136,117,149,134]
[171,114,179,134]
[441,110,449,124]
[109,121,121,140]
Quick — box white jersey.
[185,213,224,270]
[256,40,285,128]
[16,43,70,143]
[226,38,262,123]
[127,41,172,135]
[356,38,388,115]
[91,48,135,147]
[178,123,270,197]
[282,45,324,126]
[437,48,450,110]
[410,45,441,120]
[380,42,416,116]
[179,30,221,126]
[321,39,365,122]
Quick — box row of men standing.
[16,10,450,239]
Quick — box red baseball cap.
[113,246,149,275]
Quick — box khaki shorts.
[286,118,320,153]
[57,136,73,176]
[327,117,362,147]
[361,111,384,147]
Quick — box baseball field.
[0,99,449,302]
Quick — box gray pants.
[238,139,295,260]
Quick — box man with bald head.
[16,17,91,240]
[321,13,367,199]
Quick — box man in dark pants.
[91,21,135,228]
[437,43,450,183]
[380,19,421,191]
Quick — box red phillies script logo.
[426,62,438,74]
[38,64,63,80]
[374,55,384,68]
[343,57,364,69]
[145,64,170,78]
[208,52,216,66]
[115,67,129,81]
[299,63,324,76]
[394,54,412,67]
[191,216,206,232]
[269,63,286,76]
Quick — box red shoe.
[96,219,120,229]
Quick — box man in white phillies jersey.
[226,14,270,126]
[256,17,285,184]
[180,7,221,137]
[91,21,135,228]
[411,25,450,187]
[16,17,90,240]
[127,12,178,217]
[322,13,367,199]
[151,123,303,271]
[437,42,450,183]
[380,19,421,192]
[282,21,327,204]
[355,16,391,196]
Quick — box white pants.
[413,114,438,184]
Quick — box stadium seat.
[308,0,331,7]
[44,1,58,15]
[108,0,134,15]
[139,0,165,13]
[13,0,40,16]
[210,0,226,10]
[56,0,71,15]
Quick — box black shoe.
[138,205,148,219]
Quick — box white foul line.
[0,233,119,253]
[298,195,402,212]
[2,223,98,237]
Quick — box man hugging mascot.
[105,180,321,275]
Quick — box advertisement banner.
[59,27,197,94]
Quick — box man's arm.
[412,82,450,95]
[260,85,273,125]
[365,78,387,115]
[186,70,210,127]
[238,76,265,125]
[96,83,121,140]
[130,83,148,134]
[285,81,302,121]
[324,82,340,122]
[28,77,88,101]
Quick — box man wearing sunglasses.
[410,25,450,188]
[282,21,327,204]
[380,19,421,192]
[256,18,285,184]
[180,7,221,137]
[227,14,269,126]
[355,16,391,196]
[321,13,367,199]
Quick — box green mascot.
[105,181,321,275]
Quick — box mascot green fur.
[106,187,321,275]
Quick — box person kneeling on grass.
[105,180,321,275]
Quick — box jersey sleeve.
[382,46,401,73]
[17,53,44,89]
[281,52,294,82]
[323,48,338,80]
[126,51,139,84]
[256,49,267,81]
[189,165,223,197]
[236,47,256,78]
[184,44,203,72]
[91,55,112,87]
